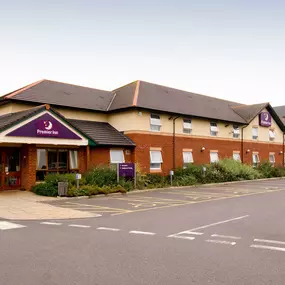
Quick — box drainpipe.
[241,125,247,164]
[172,116,180,170]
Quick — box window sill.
[150,169,162,173]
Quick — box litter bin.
[58,182,68,197]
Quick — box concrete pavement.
[1,179,285,284]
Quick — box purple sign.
[119,163,135,177]
[7,113,82,140]
[259,112,272,127]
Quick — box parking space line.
[250,244,285,252]
[253,238,285,245]
[68,224,91,228]
[187,232,204,235]
[40,222,62,226]
[206,239,236,246]
[129,231,156,235]
[97,227,121,231]
[211,234,241,240]
[168,235,195,240]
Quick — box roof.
[0,106,135,147]
[68,119,135,147]
[110,81,246,123]
[231,103,269,123]
[3,80,114,112]
[274,106,285,124]
[0,105,46,131]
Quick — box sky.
[0,0,284,106]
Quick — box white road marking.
[250,244,285,252]
[169,235,195,240]
[68,224,91,228]
[206,239,236,246]
[185,215,249,232]
[129,231,156,235]
[253,238,285,245]
[187,232,204,235]
[0,221,26,230]
[97,227,120,231]
[40,222,62,226]
[211,234,241,240]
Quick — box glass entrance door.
[0,148,21,190]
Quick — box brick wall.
[21,144,37,190]
[126,133,284,174]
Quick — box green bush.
[84,167,117,187]
[257,161,285,178]
[32,182,58,197]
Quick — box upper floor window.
[150,114,161,132]
[252,127,258,140]
[233,125,240,139]
[269,129,275,141]
[183,119,192,134]
[210,122,218,136]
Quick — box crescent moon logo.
[264,113,269,121]
[44,121,53,130]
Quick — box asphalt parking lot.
[47,178,285,217]
[2,178,285,285]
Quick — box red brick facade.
[126,133,284,175]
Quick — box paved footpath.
[1,179,285,284]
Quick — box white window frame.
[252,153,260,167]
[183,151,194,167]
[269,153,275,166]
[210,122,218,136]
[233,152,241,161]
[183,119,192,134]
[269,129,275,141]
[150,150,163,170]
[110,149,125,164]
[233,125,240,139]
[252,127,258,140]
[210,151,219,163]
[150,114,161,132]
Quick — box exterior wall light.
[201,147,206,152]
[279,151,283,155]
[246,149,251,153]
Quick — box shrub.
[257,161,285,178]
[32,182,58,197]
[84,167,117,187]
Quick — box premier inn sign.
[6,113,82,140]
[259,112,272,127]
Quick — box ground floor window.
[269,153,275,166]
[183,151,193,168]
[36,149,79,181]
[210,151,219,163]
[233,152,241,162]
[110,149,125,170]
[150,150,163,170]
[252,153,260,167]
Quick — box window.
[210,122,218,136]
[36,149,79,181]
[233,125,240,138]
[150,150,163,170]
[269,153,275,166]
[233,152,241,161]
[110,150,125,164]
[183,151,193,167]
[150,114,161,132]
[252,153,260,167]
[210,151,219,163]
[252,127,258,140]
[269,130,275,141]
[183,119,192,134]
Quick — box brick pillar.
[21,144,37,191]
[78,146,86,173]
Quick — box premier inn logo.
[37,120,59,136]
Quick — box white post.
[117,163,120,183]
